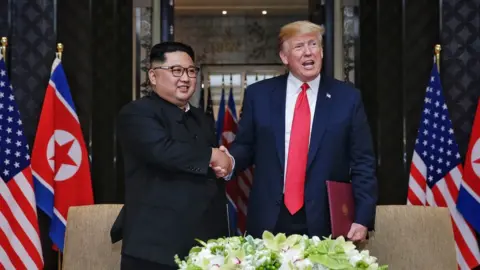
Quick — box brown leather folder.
[326,180,354,238]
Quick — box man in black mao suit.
[114,42,232,270]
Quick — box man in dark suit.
[215,21,378,241]
[115,42,232,270]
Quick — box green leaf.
[262,231,275,241]
[188,246,202,255]
[185,265,203,270]
[195,238,208,247]
[274,232,287,245]
[309,254,353,269]
[285,234,302,247]
[262,231,278,250]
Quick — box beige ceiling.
[175,0,309,15]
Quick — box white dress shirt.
[283,73,321,191]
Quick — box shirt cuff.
[223,153,235,181]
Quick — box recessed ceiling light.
[222,10,227,15]
[262,10,267,15]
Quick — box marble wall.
[175,15,306,64]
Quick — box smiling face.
[279,32,323,82]
[148,51,197,108]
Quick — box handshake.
[210,146,233,179]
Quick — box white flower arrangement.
[175,231,388,270]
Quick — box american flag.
[0,56,43,269]
[407,60,480,269]
[221,88,253,235]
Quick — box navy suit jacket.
[229,74,378,238]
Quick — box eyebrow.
[293,39,317,45]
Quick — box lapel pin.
[326,93,331,99]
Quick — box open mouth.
[177,86,189,91]
[302,60,315,69]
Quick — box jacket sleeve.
[229,87,255,173]
[117,103,212,175]
[349,91,378,229]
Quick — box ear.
[148,69,156,86]
[279,49,289,66]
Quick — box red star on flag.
[50,140,76,172]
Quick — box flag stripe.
[447,171,480,257]
[9,175,38,232]
[445,170,459,200]
[0,199,42,269]
[410,164,426,190]
[32,173,54,218]
[13,170,36,211]
[455,245,470,270]
[412,152,427,179]
[0,191,42,268]
[407,153,427,205]
[237,176,250,202]
[457,186,480,233]
[0,178,42,259]
[430,183,472,267]
[451,218,479,268]
[0,226,22,269]
[52,85,79,123]
[408,174,425,205]
[459,183,480,206]
[431,175,480,267]
[32,170,53,194]
[425,188,435,207]
[0,212,37,269]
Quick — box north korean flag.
[31,58,94,251]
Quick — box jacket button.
[276,199,282,205]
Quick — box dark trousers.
[274,200,308,236]
[121,254,177,270]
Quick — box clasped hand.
[210,146,233,178]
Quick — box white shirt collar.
[287,72,321,94]
[184,103,190,112]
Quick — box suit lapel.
[271,75,288,170]
[307,76,333,169]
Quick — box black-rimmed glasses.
[152,65,200,78]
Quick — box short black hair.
[149,41,195,65]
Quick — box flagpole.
[56,43,63,60]
[434,44,441,73]
[226,204,231,237]
[1,37,7,61]
[57,42,63,270]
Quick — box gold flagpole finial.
[1,37,7,60]
[434,44,441,72]
[56,43,64,60]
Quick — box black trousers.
[273,199,308,236]
[120,254,177,270]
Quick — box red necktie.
[285,83,311,214]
